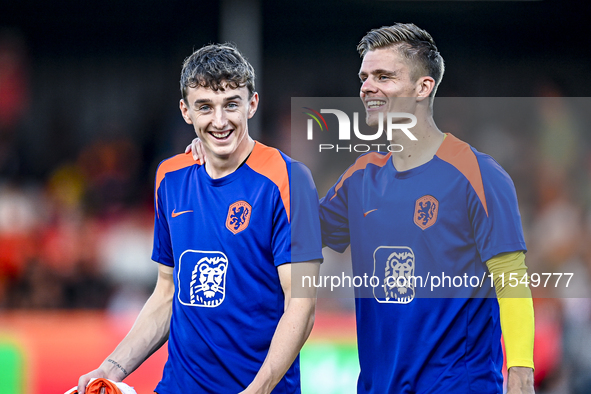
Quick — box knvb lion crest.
[414,195,438,230]
[226,201,252,234]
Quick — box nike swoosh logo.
[363,209,378,217]
[172,209,193,218]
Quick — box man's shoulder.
[248,140,293,166]
[155,153,200,191]
[247,141,315,181]
[436,133,511,180]
[339,151,391,182]
[352,151,391,168]
[435,134,516,215]
[323,151,391,202]
[156,153,201,177]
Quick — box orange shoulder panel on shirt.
[330,152,392,200]
[155,153,200,216]
[436,133,488,216]
[246,141,291,222]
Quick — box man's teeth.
[211,131,231,138]
[367,100,386,108]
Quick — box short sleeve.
[289,161,324,263]
[319,171,351,253]
[151,175,174,267]
[470,155,527,262]
[271,160,323,266]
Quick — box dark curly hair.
[180,43,255,102]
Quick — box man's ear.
[179,99,193,124]
[416,76,435,102]
[247,92,260,119]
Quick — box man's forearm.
[245,297,316,393]
[99,270,174,380]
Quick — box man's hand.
[78,359,129,393]
[185,137,206,163]
[77,368,110,394]
[507,366,534,394]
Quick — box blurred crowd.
[0,31,164,312]
[1,30,591,393]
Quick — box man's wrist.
[507,366,534,393]
[244,365,278,394]
[100,358,129,380]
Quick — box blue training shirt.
[152,141,323,393]
[320,134,527,394]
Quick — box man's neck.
[205,138,255,179]
[389,116,444,172]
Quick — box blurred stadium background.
[0,0,590,393]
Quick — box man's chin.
[365,116,381,128]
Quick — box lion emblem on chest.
[414,195,439,230]
[226,201,252,234]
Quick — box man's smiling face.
[180,84,258,161]
[358,47,421,127]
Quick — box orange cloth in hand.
[65,378,136,394]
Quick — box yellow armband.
[486,251,534,370]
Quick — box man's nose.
[360,78,377,96]
[212,109,228,129]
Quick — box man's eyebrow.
[358,68,399,77]
[370,69,397,77]
[224,95,242,102]
[193,98,212,106]
[192,95,243,106]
